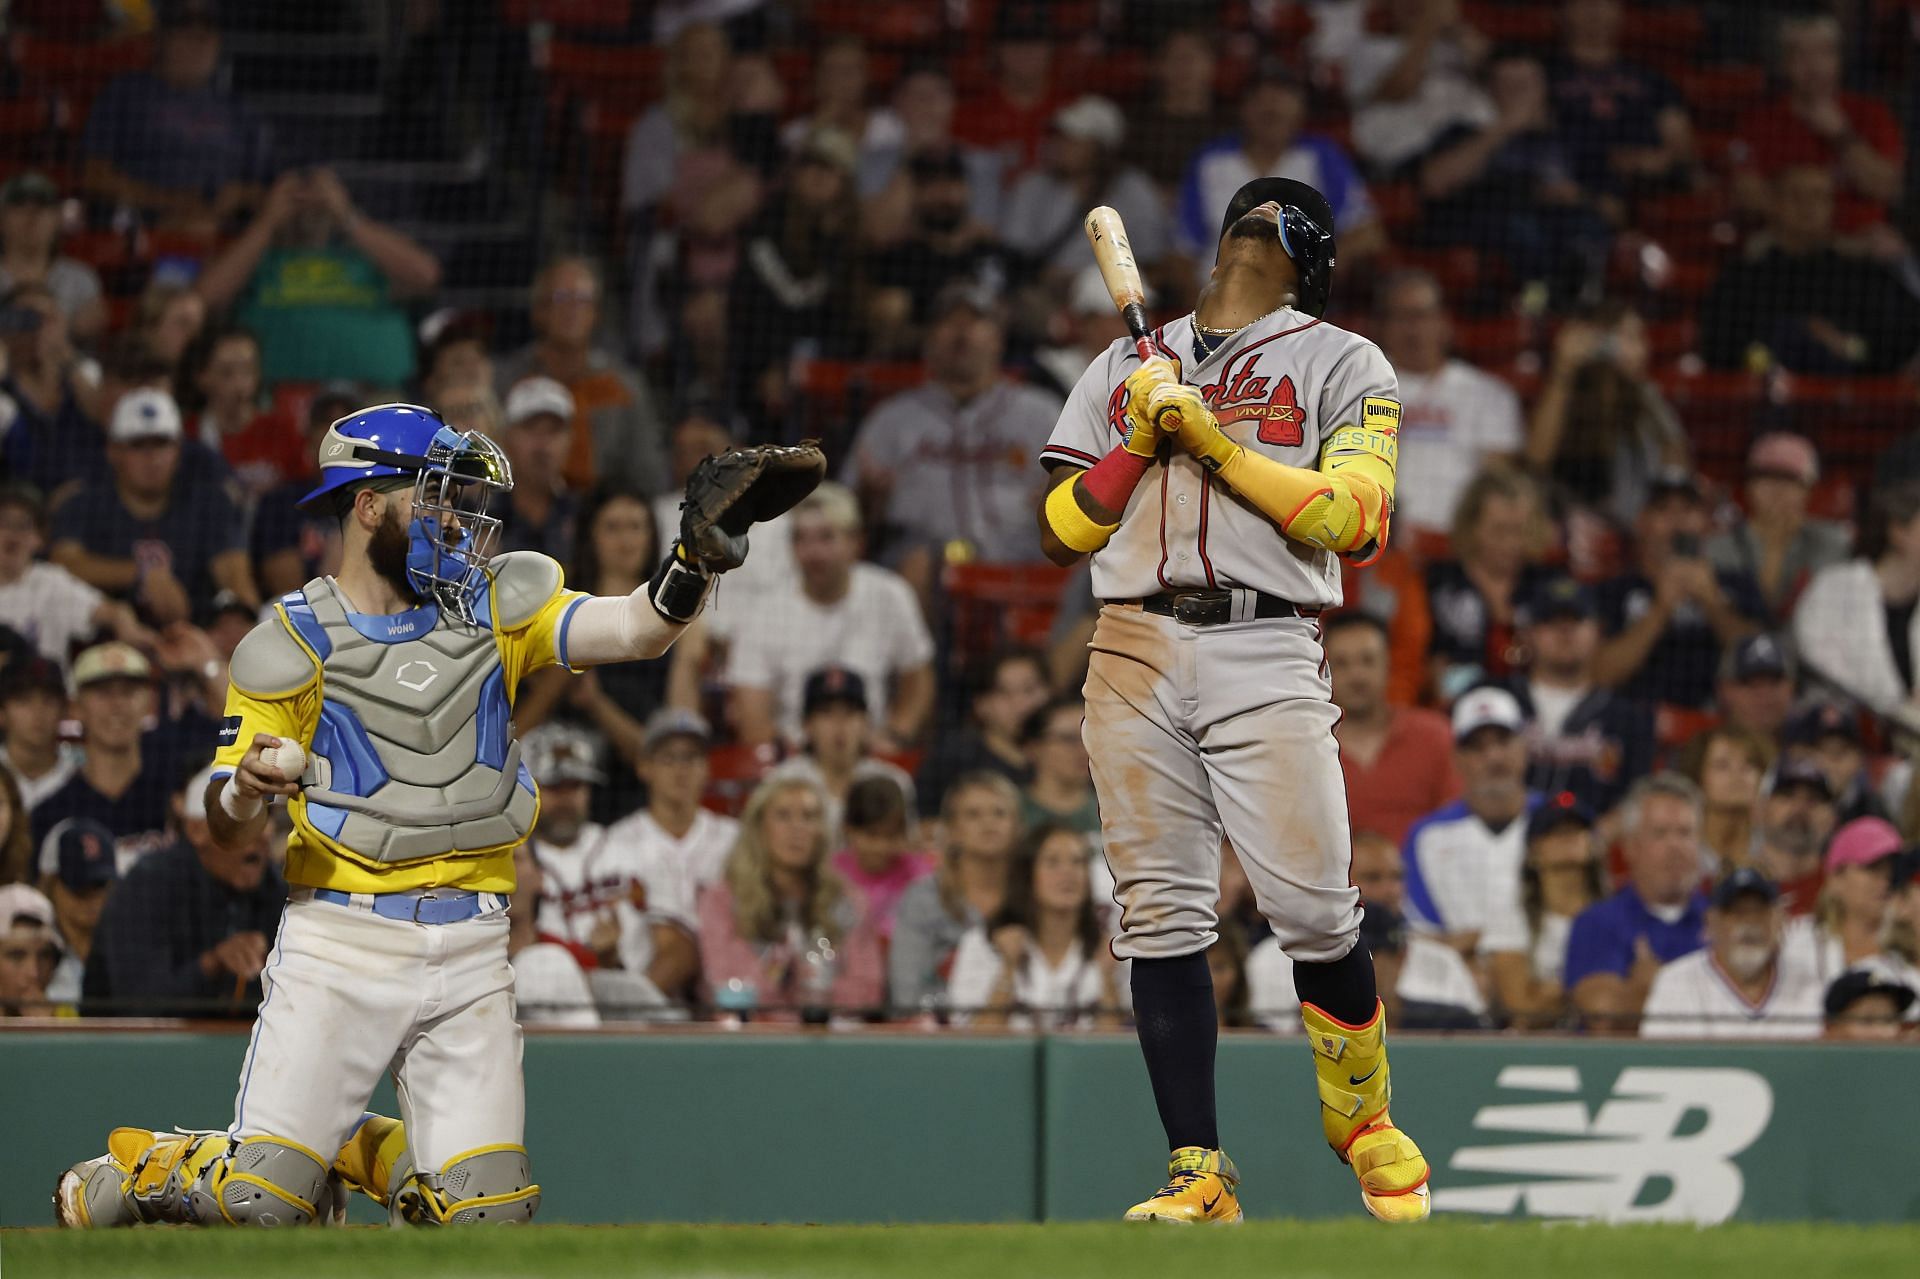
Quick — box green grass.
[4,1220,1916,1279]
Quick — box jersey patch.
[1362,397,1402,434]
[217,715,243,748]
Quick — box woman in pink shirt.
[697,775,884,1021]
[829,775,937,940]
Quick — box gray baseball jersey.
[1045,306,1401,967]
[1040,305,1398,605]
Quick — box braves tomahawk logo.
[1433,1065,1773,1223]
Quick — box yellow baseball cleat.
[54,1128,232,1228]
[1122,1146,1244,1224]
[332,1113,409,1207]
[1301,1000,1431,1223]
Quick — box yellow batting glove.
[1120,358,1180,457]
[1149,383,1239,473]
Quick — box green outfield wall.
[3,1031,1913,1227]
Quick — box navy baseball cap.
[1710,867,1779,910]
[1768,757,1834,802]
[1721,633,1791,683]
[1784,701,1860,748]
[1823,967,1917,1019]
[1518,574,1595,626]
[1527,792,1594,844]
[0,655,65,702]
[39,818,118,892]
[803,666,869,717]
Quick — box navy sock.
[1129,952,1219,1152]
[1292,939,1378,1026]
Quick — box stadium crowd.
[2,0,1920,1039]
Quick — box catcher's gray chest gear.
[228,553,566,865]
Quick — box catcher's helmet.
[1217,177,1337,319]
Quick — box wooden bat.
[1082,205,1156,364]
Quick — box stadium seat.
[1680,65,1769,132]
[809,1,946,45]
[941,562,1077,668]
[1451,314,1535,366]
[1464,4,1557,46]
[704,742,781,816]
[8,33,149,120]
[502,0,634,31]
[1620,8,1705,75]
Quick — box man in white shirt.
[1247,832,1487,1030]
[1403,686,1538,956]
[1374,270,1522,535]
[522,723,698,1003]
[0,481,151,669]
[1641,868,1824,1040]
[724,482,935,748]
[0,656,78,809]
[607,708,741,892]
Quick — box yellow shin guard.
[1301,1000,1431,1223]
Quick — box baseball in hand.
[261,739,307,784]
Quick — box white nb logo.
[1433,1066,1772,1224]
[394,659,439,692]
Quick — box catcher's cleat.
[1301,1000,1431,1223]
[332,1112,409,1207]
[1122,1146,1244,1224]
[54,1128,231,1228]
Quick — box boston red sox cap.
[804,665,869,717]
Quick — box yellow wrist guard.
[1045,475,1119,554]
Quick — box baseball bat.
[1084,205,1184,431]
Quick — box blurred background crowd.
[3,0,1920,1039]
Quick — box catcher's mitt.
[679,441,828,572]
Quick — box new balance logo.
[1432,1066,1772,1223]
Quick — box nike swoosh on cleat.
[1201,1194,1219,1213]
[1348,1064,1381,1086]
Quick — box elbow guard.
[1317,419,1397,561]
[1044,475,1119,555]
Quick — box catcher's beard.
[368,503,422,604]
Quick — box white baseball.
[261,739,308,784]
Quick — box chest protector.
[230,554,561,868]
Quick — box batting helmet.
[1217,177,1337,319]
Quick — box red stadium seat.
[9,33,149,120]
[502,0,633,29]
[810,1,947,45]
[544,40,663,117]
[1370,182,1419,235]
[1387,246,1485,298]
[704,742,782,816]
[1680,66,1769,132]
[1464,3,1557,46]
[1620,8,1705,75]
[1645,317,1698,364]
[1450,314,1535,366]
[942,562,1077,667]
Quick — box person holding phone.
[1593,469,1767,709]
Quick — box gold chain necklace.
[1191,304,1286,343]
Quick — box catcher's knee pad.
[194,1135,331,1227]
[392,1145,540,1226]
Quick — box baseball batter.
[54,406,820,1228]
[1037,178,1428,1223]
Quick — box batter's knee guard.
[391,1145,540,1226]
[193,1135,332,1227]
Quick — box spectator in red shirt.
[1327,612,1460,845]
[1733,11,1904,249]
[954,2,1062,176]
[186,328,303,505]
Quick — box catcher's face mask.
[382,427,512,621]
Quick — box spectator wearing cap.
[1425,465,1556,702]
[1018,696,1099,838]
[1403,686,1538,959]
[1031,266,1141,400]
[861,63,1003,247]
[1783,816,1904,989]
[1124,28,1233,194]
[1508,573,1655,818]
[84,765,285,1017]
[1716,634,1796,743]
[1326,613,1458,845]
[497,256,668,496]
[847,287,1061,581]
[726,126,865,437]
[725,484,935,750]
[1640,868,1823,1039]
[494,377,580,563]
[0,482,154,670]
[1753,759,1839,915]
[915,646,1048,821]
[953,2,1065,174]
[863,144,1015,349]
[1594,469,1766,710]
[1795,481,1920,735]
[0,282,94,502]
[1824,967,1917,1039]
[1548,0,1696,201]
[767,666,917,840]
[606,709,741,892]
[48,388,257,628]
[698,773,886,1020]
[1706,433,1848,623]
[831,776,937,941]
[1675,724,1772,875]
[999,96,1171,289]
[1375,271,1523,538]
[29,644,177,865]
[1565,773,1709,1034]
[505,841,598,1027]
[249,384,356,599]
[523,723,698,1003]
[1782,701,1889,827]
[185,327,305,506]
[1173,70,1382,289]
[0,173,105,346]
[78,0,271,233]
[0,657,77,811]
[1249,839,1487,1032]
[1481,794,1605,1026]
[0,882,60,1016]
[34,817,117,1003]
[0,767,28,884]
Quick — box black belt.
[1111,590,1309,626]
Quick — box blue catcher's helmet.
[299,403,514,622]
